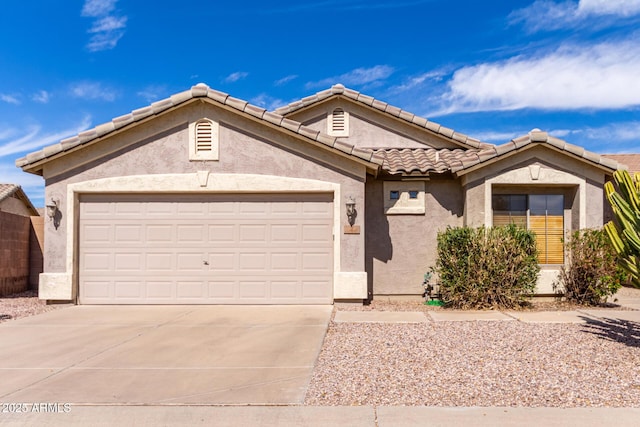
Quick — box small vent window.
[195,121,213,152]
[328,108,349,137]
[189,118,219,161]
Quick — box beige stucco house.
[16,83,621,304]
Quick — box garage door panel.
[114,225,142,242]
[208,281,235,298]
[239,281,267,298]
[302,224,332,242]
[303,281,332,298]
[176,253,205,271]
[146,225,173,242]
[79,194,333,304]
[83,252,111,271]
[271,253,299,271]
[238,253,267,270]
[114,253,141,270]
[146,281,173,299]
[208,253,236,271]
[239,224,267,242]
[146,253,173,271]
[114,281,143,299]
[82,225,111,243]
[209,225,235,242]
[177,281,205,298]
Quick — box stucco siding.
[42,102,366,277]
[366,178,464,297]
[0,197,33,217]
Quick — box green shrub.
[435,225,539,309]
[554,229,626,305]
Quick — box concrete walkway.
[2,405,640,426]
[334,308,640,324]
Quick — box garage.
[78,193,334,304]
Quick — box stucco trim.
[333,272,367,299]
[483,165,587,228]
[39,272,73,300]
[54,173,363,302]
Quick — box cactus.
[604,169,640,287]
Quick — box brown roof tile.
[16,83,383,172]
[602,154,640,173]
[274,84,493,150]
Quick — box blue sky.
[1,0,640,206]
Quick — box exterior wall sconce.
[344,196,360,234]
[46,198,61,230]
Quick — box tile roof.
[374,148,481,175]
[601,154,640,173]
[274,84,495,151]
[16,84,384,172]
[0,184,39,215]
[376,130,620,176]
[0,183,19,201]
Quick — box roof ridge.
[16,83,383,171]
[274,84,495,151]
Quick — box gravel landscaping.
[305,287,640,407]
[0,290,62,323]
[305,318,640,407]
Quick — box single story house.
[16,84,622,304]
[0,184,43,296]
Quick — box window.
[383,181,426,214]
[328,108,349,137]
[492,194,564,264]
[188,118,219,161]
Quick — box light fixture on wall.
[345,196,357,226]
[45,198,59,219]
[46,198,62,230]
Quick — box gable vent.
[332,109,346,132]
[328,108,349,137]
[195,120,213,152]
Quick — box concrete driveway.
[0,305,332,405]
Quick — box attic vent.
[328,108,349,137]
[189,118,219,161]
[195,121,213,152]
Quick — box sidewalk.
[334,295,640,324]
[2,405,640,426]
[334,307,640,324]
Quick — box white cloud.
[577,0,640,17]
[70,82,118,102]
[306,65,394,89]
[0,115,92,158]
[468,130,530,143]
[510,0,640,31]
[274,75,298,86]
[249,93,288,111]
[1,94,20,105]
[81,0,127,52]
[32,90,50,104]
[431,38,640,115]
[136,85,168,103]
[81,0,117,17]
[0,162,45,206]
[565,121,640,141]
[223,72,249,83]
[88,15,127,33]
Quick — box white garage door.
[78,193,334,304]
